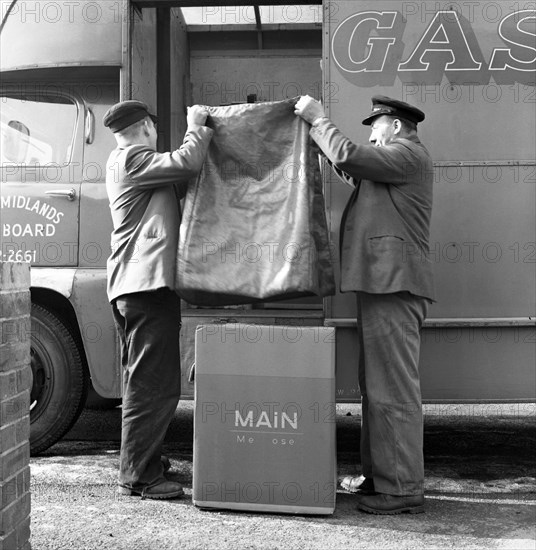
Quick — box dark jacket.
[105,126,213,302]
[310,119,435,301]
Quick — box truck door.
[1,90,83,266]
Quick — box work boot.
[357,493,425,515]
[118,480,184,500]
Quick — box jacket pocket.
[367,235,405,256]
[368,235,404,243]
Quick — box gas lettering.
[489,10,536,72]
[331,9,536,87]
[398,11,483,73]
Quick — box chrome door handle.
[45,188,76,201]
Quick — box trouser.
[111,288,182,489]
[356,291,429,496]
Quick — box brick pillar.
[0,262,31,550]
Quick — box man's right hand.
[187,105,209,127]
[294,95,325,125]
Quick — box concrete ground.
[30,403,536,550]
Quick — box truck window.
[0,94,77,167]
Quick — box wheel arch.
[30,285,92,393]
[31,287,82,345]
[30,280,121,400]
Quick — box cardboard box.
[193,324,336,515]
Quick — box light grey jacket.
[106,126,213,302]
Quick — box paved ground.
[29,403,536,550]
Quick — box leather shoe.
[118,480,184,500]
[357,493,425,515]
[340,475,376,495]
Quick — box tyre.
[30,303,89,455]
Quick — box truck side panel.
[71,269,121,398]
[325,0,536,400]
[0,0,122,71]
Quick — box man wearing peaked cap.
[361,95,426,126]
[103,100,213,499]
[295,95,434,515]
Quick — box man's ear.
[142,119,151,137]
[393,119,402,135]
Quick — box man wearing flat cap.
[103,100,213,499]
[295,95,434,514]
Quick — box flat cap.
[103,100,157,133]
[362,95,425,126]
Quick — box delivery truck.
[1,0,534,454]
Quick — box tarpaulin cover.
[177,98,335,306]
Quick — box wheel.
[30,303,89,455]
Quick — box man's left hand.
[294,96,325,125]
